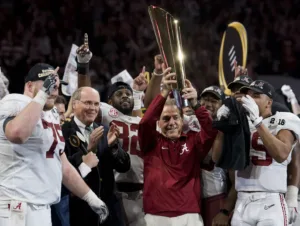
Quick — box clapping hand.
[107,123,120,146]
[87,126,104,151]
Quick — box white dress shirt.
[74,116,93,178]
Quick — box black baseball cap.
[240,80,275,99]
[25,63,68,85]
[108,81,133,99]
[227,75,253,89]
[200,86,225,101]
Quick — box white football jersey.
[236,112,300,193]
[201,151,227,198]
[101,102,142,183]
[183,115,227,198]
[0,94,65,205]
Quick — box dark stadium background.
[0,0,299,102]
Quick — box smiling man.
[101,79,148,226]
[199,86,225,118]
[138,73,218,226]
[0,63,109,226]
[62,86,130,226]
[212,80,300,226]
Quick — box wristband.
[32,90,48,106]
[286,185,299,207]
[133,89,144,110]
[153,70,164,77]
[291,98,298,105]
[82,189,98,204]
[192,101,201,111]
[220,209,230,216]
[76,57,89,75]
[253,116,263,128]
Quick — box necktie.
[84,125,93,144]
[85,125,93,133]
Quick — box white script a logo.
[180,143,190,155]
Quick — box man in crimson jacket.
[138,71,218,226]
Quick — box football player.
[214,80,300,225]
[190,86,228,226]
[75,38,148,225]
[0,63,108,226]
[100,76,147,226]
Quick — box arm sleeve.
[103,125,131,172]
[110,142,131,173]
[2,116,15,133]
[138,94,166,152]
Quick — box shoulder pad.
[0,94,32,120]
[270,112,300,140]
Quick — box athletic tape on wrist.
[253,116,263,128]
[133,89,143,110]
[286,185,299,207]
[32,90,48,106]
[291,98,298,105]
[82,189,98,204]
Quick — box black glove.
[42,74,57,95]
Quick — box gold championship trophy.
[218,22,248,95]
[148,5,189,108]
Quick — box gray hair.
[72,87,84,101]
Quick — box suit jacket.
[62,117,130,226]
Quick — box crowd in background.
[0,0,300,97]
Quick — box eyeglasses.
[78,100,100,108]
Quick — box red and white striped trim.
[279,194,288,226]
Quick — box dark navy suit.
[62,117,130,226]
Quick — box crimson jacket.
[138,94,218,217]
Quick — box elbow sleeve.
[3,116,15,133]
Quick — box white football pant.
[291,201,300,226]
[121,191,146,226]
[0,201,51,226]
[231,192,288,226]
[144,213,204,226]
